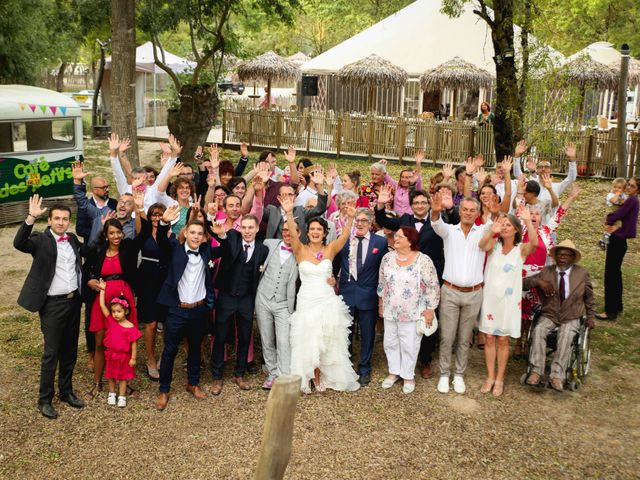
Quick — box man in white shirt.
[14,196,86,418]
[431,192,491,394]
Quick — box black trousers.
[604,235,627,316]
[38,292,82,404]
[211,292,254,379]
[84,300,96,353]
[418,331,439,365]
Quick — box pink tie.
[280,245,293,252]
[57,235,70,242]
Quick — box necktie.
[244,243,251,263]
[356,236,364,277]
[414,218,425,224]
[57,235,70,242]
[187,250,199,256]
[280,245,293,252]
[559,272,566,303]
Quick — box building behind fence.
[223,107,640,178]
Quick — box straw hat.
[549,239,582,263]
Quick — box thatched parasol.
[559,54,618,90]
[337,54,408,112]
[609,58,640,88]
[420,57,493,120]
[287,52,311,68]
[237,51,300,107]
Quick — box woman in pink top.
[381,151,425,216]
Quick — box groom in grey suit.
[255,222,299,390]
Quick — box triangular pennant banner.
[39,105,47,113]
[19,103,26,110]
[50,106,57,115]
[59,106,67,116]
[29,104,36,112]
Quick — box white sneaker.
[117,396,127,408]
[402,382,415,394]
[437,376,450,393]
[452,375,466,394]
[107,392,117,406]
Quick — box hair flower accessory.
[110,297,129,308]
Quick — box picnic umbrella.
[420,56,493,120]
[236,51,300,108]
[337,54,408,113]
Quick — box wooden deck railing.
[222,107,640,178]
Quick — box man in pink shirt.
[381,151,425,215]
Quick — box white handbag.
[415,254,438,337]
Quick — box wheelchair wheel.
[579,327,591,377]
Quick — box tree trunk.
[167,84,219,166]
[92,43,107,137]
[490,0,522,160]
[110,0,139,166]
[518,0,531,126]
[56,62,67,92]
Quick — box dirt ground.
[0,143,639,479]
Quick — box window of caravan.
[0,119,76,154]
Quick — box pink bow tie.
[280,245,293,252]
[57,235,70,242]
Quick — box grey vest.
[258,250,296,303]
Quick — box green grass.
[81,138,640,369]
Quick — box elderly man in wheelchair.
[521,240,595,392]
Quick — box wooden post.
[434,122,441,167]
[221,108,227,146]
[249,110,254,147]
[254,375,301,480]
[397,117,406,163]
[616,44,631,177]
[275,110,283,151]
[469,125,476,159]
[367,113,375,160]
[305,111,312,155]
[585,130,595,176]
[336,114,342,159]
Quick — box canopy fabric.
[105,41,196,74]
[301,0,564,77]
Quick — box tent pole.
[153,70,157,136]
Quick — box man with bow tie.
[334,208,388,386]
[210,214,269,394]
[14,195,87,419]
[254,222,300,389]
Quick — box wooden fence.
[222,107,640,178]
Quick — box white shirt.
[513,157,577,204]
[48,231,79,295]
[278,242,293,265]
[431,216,490,287]
[110,155,177,210]
[177,243,206,304]
[242,240,255,262]
[294,185,318,208]
[556,266,572,300]
[413,215,428,232]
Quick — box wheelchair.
[519,309,591,391]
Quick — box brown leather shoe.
[234,376,251,391]
[210,380,223,396]
[155,393,169,411]
[549,377,564,392]
[186,384,207,400]
[526,372,542,386]
[420,363,433,379]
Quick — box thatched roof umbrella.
[609,58,640,88]
[337,54,407,113]
[236,51,300,108]
[287,52,311,68]
[420,57,493,120]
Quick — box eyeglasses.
[354,218,370,223]
[412,201,429,206]
[538,164,551,169]
[93,185,109,190]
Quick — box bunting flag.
[49,106,57,115]
[29,104,36,112]
[39,105,47,113]
[16,102,70,115]
[59,106,67,116]
[18,103,26,110]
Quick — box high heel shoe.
[84,382,102,401]
[492,381,504,397]
[480,378,495,394]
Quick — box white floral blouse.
[377,251,440,322]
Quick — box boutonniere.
[259,264,265,273]
[208,260,214,269]
[372,248,379,254]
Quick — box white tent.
[302,0,563,77]
[103,42,196,129]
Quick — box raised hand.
[326,166,338,187]
[431,191,443,213]
[132,176,146,192]
[71,161,90,183]
[414,149,425,165]
[206,202,218,217]
[565,142,577,160]
[490,218,502,235]
[170,162,186,178]
[119,137,131,154]
[567,183,581,200]
[526,156,536,172]
[240,142,249,158]
[206,173,217,188]
[108,133,121,155]
[540,172,553,190]
[517,174,526,192]
[209,144,220,169]
[473,154,485,168]
[488,193,501,214]
[346,205,356,219]
[502,155,513,174]
[280,195,294,214]
[211,217,225,236]
[379,159,388,167]
[441,188,453,209]
[377,183,393,206]
[310,168,325,187]
[253,175,265,193]
[192,194,202,209]
[515,139,528,157]
[518,203,531,222]
[284,145,296,163]
[133,189,145,210]
[101,210,116,225]
[28,194,48,218]
[194,145,204,163]
[465,156,476,174]
[476,167,487,186]
[160,151,171,166]
[168,134,182,157]
[159,142,171,155]
[442,161,454,180]
[98,278,107,291]
[162,204,181,223]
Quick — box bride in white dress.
[281,195,360,393]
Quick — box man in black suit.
[375,186,446,379]
[210,214,269,394]
[14,195,86,419]
[154,205,216,411]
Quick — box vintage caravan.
[0,85,83,224]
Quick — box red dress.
[104,315,142,380]
[89,253,137,332]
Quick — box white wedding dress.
[289,259,360,393]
